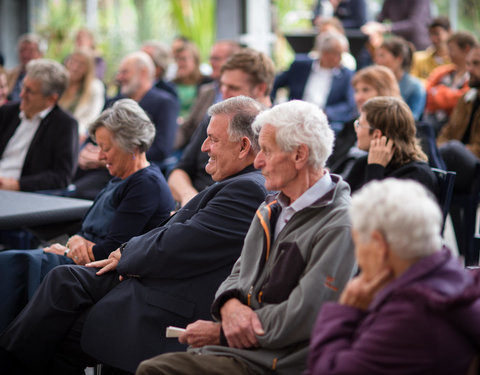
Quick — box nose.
[98,149,106,161]
[201,137,210,153]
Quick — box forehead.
[221,69,252,86]
[211,43,231,56]
[207,114,229,136]
[259,124,278,145]
[120,58,135,71]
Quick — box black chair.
[450,161,480,266]
[417,121,447,169]
[431,168,456,235]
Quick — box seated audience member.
[327,65,401,175]
[0,67,8,106]
[437,45,480,193]
[0,96,268,374]
[313,0,367,29]
[59,48,105,142]
[168,48,275,207]
[141,40,177,98]
[375,37,426,120]
[410,16,451,83]
[72,51,179,199]
[361,0,431,51]
[271,31,356,129]
[0,59,78,191]
[7,33,44,101]
[345,96,437,194]
[0,99,175,332]
[306,178,480,375]
[173,41,212,120]
[135,100,356,375]
[74,28,106,81]
[424,31,478,134]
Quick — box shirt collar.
[19,105,54,121]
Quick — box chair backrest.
[431,167,456,234]
[417,121,447,170]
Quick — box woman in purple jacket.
[306,178,480,375]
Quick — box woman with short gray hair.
[307,178,480,375]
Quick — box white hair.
[351,179,443,259]
[251,100,334,169]
[315,31,349,53]
[125,51,155,81]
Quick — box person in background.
[313,0,367,29]
[271,31,356,130]
[361,0,432,51]
[59,48,105,143]
[141,40,177,98]
[0,67,8,106]
[327,65,401,175]
[7,33,45,101]
[74,27,106,81]
[424,31,478,135]
[374,36,426,120]
[306,178,480,375]
[0,99,175,332]
[173,41,212,120]
[345,96,437,194]
[410,16,451,83]
[0,59,78,191]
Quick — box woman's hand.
[368,136,394,167]
[44,243,68,255]
[66,235,95,265]
[78,143,106,170]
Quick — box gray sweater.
[190,175,357,374]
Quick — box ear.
[48,93,59,106]
[294,143,309,169]
[252,82,267,99]
[370,230,388,260]
[372,128,383,139]
[238,137,252,158]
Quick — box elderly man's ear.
[238,137,252,158]
[294,143,309,168]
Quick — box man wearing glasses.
[0,59,78,191]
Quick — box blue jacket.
[272,57,356,125]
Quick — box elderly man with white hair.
[306,178,480,375]
[136,100,357,375]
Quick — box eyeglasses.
[354,119,373,130]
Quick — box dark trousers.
[0,264,121,374]
[439,140,479,193]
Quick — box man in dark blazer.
[271,31,356,128]
[0,58,78,191]
[0,96,268,374]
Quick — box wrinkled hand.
[86,249,122,279]
[78,143,105,170]
[368,136,394,167]
[66,235,95,265]
[339,268,394,310]
[0,177,20,191]
[44,243,68,255]
[179,320,221,347]
[220,298,264,348]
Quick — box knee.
[137,358,164,375]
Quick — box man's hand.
[220,298,264,348]
[178,320,221,348]
[44,243,68,255]
[368,136,394,167]
[339,268,393,310]
[0,177,20,191]
[86,248,122,278]
[66,235,95,265]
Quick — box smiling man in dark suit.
[0,58,78,191]
[0,96,267,375]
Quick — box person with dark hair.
[375,37,426,120]
[425,31,478,134]
[411,16,451,83]
[345,96,437,194]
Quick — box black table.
[0,191,92,240]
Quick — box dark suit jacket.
[81,165,267,372]
[0,102,78,191]
[106,87,179,163]
[272,57,356,124]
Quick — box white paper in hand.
[166,326,186,338]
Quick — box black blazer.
[81,166,267,372]
[0,102,78,191]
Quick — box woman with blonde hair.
[59,48,105,142]
[345,96,437,193]
[328,65,401,174]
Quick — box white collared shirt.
[0,106,53,179]
[274,172,334,240]
[302,61,334,109]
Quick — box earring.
[132,153,136,160]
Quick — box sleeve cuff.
[210,289,245,320]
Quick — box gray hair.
[208,96,265,153]
[142,40,171,74]
[88,99,156,153]
[315,31,349,53]
[351,179,443,260]
[17,33,47,54]
[26,59,69,98]
[125,51,155,81]
[252,100,334,169]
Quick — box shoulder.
[217,169,266,194]
[125,165,168,190]
[0,102,21,118]
[47,105,77,125]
